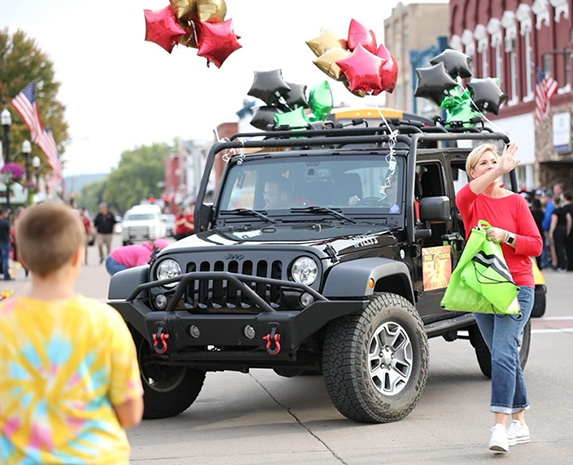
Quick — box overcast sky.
[2,0,446,177]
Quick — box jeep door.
[414,156,465,323]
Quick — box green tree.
[0,29,68,179]
[75,179,106,215]
[101,142,172,214]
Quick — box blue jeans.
[0,241,11,279]
[105,255,128,276]
[474,286,535,414]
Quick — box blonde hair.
[465,144,499,180]
[16,202,85,277]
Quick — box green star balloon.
[274,107,310,128]
[309,80,333,120]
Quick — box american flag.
[10,82,44,143]
[535,67,558,125]
[37,128,62,182]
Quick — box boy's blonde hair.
[16,202,85,277]
[465,144,499,180]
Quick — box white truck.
[121,204,166,245]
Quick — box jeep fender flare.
[108,265,150,300]
[322,257,414,303]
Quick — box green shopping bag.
[441,220,520,314]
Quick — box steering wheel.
[356,197,390,207]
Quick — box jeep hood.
[163,222,398,258]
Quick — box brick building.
[449,0,572,189]
[384,2,450,113]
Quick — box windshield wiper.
[290,206,356,223]
[219,208,276,223]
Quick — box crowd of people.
[523,182,573,272]
[0,200,198,282]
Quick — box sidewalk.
[2,261,31,298]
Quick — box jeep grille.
[184,259,287,312]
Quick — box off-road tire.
[322,292,429,423]
[469,318,531,379]
[137,337,206,419]
[531,285,546,318]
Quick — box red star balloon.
[376,44,398,93]
[336,44,387,94]
[347,19,377,54]
[196,18,241,68]
[144,6,186,53]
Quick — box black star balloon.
[467,78,508,115]
[247,69,291,106]
[283,82,308,110]
[430,49,473,79]
[414,62,458,106]
[250,106,282,130]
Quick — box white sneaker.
[506,420,530,446]
[489,423,509,453]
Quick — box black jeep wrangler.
[108,120,540,423]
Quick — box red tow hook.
[152,328,170,354]
[263,327,281,355]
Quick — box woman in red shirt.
[174,206,194,241]
[456,142,542,453]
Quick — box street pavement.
[5,236,573,464]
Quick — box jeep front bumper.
[109,271,368,364]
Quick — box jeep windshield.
[217,154,405,221]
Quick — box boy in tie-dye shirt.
[0,203,143,464]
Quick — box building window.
[449,34,462,52]
[517,3,534,101]
[523,32,533,99]
[502,11,518,104]
[543,54,551,74]
[549,0,569,22]
[474,24,489,77]
[462,29,476,75]
[487,18,503,83]
[508,39,519,103]
[532,0,550,29]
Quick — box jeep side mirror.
[195,204,213,233]
[419,196,451,223]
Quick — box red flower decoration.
[144,6,186,53]
[196,18,241,68]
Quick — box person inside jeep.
[263,177,294,209]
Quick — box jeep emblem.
[225,253,244,261]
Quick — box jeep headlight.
[291,256,318,286]
[156,259,181,288]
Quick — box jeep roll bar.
[194,126,512,238]
[407,132,512,243]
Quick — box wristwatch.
[506,233,515,245]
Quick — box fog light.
[189,325,200,339]
[155,294,167,309]
[300,292,315,307]
[244,325,256,340]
